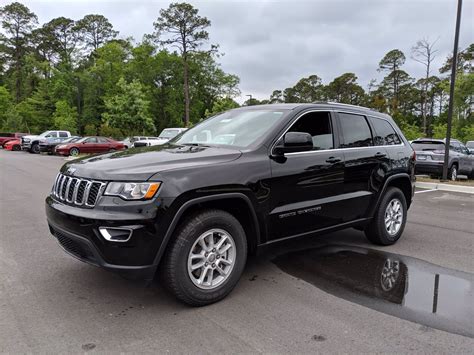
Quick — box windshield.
[159,129,181,139]
[412,141,445,151]
[173,109,288,148]
[64,137,80,143]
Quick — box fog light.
[99,227,133,242]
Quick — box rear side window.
[288,111,334,150]
[97,137,109,143]
[369,117,401,146]
[338,113,373,148]
[0,133,14,137]
[59,132,68,138]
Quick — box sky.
[13,0,474,102]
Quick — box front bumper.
[45,196,168,280]
[21,142,32,150]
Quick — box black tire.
[160,209,247,306]
[12,145,21,151]
[448,164,458,181]
[365,187,407,246]
[69,147,80,156]
[30,143,40,154]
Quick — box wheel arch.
[153,193,261,266]
[370,173,413,217]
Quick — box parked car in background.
[412,138,473,180]
[40,136,81,154]
[21,131,71,153]
[0,132,28,148]
[466,141,474,154]
[55,136,125,156]
[4,138,22,151]
[121,136,158,149]
[133,128,187,147]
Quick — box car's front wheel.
[30,143,40,154]
[69,147,80,156]
[161,209,247,306]
[365,187,407,246]
[448,164,458,181]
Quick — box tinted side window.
[338,113,373,148]
[288,111,334,150]
[59,132,68,138]
[97,137,108,143]
[370,117,401,146]
[85,137,97,143]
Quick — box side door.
[336,111,391,221]
[96,137,111,152]
[58,131,69,142]
[82,137,97,153]
[458,144,473,176]
[268,110,346,240]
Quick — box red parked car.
[0,132,28,148]
[55,136,125,156]
[4,138,22,151]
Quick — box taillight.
[411,150,416,161]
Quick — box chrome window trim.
[270,108,405,157]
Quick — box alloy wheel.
[187,229,236,290]
[384,198,403,236]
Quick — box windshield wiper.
[181,143,211,147]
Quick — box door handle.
[326,156,342,163]
[374,152,387,158]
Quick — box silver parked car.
[413,138,474,180]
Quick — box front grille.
[52,173,105,207]
[54,230,96,262]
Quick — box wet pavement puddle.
[273,245,474,338]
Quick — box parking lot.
[1,149,473,353]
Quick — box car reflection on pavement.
[273,245,474,338]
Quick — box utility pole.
[442,0,463,181]
[246,94,253,105]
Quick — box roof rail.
[312,101,380,112]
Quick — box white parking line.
[415,189,437,194]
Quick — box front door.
[268,110,346,240]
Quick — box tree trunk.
[183,55,190,127]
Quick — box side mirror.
[274,132,313,155]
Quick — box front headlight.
[104,182,161,200]
[23,138,30,143]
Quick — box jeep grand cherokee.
[45,103,415,306]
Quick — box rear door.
[96,137,112,152]
[268,110,346,240]
[336,111,390,221]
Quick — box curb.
[416,181,474,194]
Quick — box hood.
[61,144,242,181]
[22,134,40,140]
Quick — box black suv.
[45,103,415,306]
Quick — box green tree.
[325,73,365,105]
[41,17,78,65]
[204,97,239,117]
[102,77,155,135]
[75,14,118,53]
[0,85,13,125]
[0,2,38,102]
[153,2,211,126]
[52,100,77,133]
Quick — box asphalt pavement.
[1,149,473,353]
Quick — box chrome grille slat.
[51,173,104,208]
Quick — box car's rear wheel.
[160,209,247,306]
[69,147,80,156]
[365,187,407,246]
[448,164,458,181]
